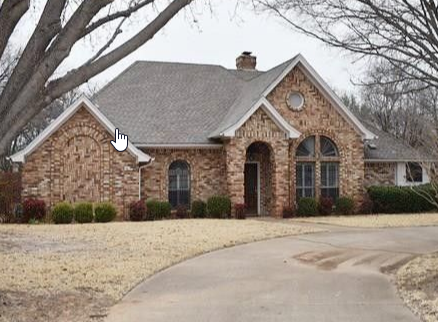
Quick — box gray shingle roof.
[93,58,428,161]
[363,122,431,161]
[94,61,246,144]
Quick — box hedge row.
[367,185,437,214]
[295,196,355,217]
[128,196,233,221]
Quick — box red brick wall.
[364,162,396,187]
[266,66,365,207]
[141,148,227,203]
[21,106,139,218]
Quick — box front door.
[244,163,259,215]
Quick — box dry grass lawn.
[397,253,438,322]
[0,219,320,322]
[293,213,438,228]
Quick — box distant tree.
[0,0,193,158]
[257,1,438,88]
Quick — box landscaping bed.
[0,220,320,322]
[397,253,438,322]
[293,213,438,228]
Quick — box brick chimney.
[236,51,257,70]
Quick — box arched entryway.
[245,142,274,216]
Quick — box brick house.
[10,53,432,218]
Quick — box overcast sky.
[16,1,366,95]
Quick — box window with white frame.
[296,163,315,198]
[321,162,339,200]
[295,136,340,201]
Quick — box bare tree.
[0,0,194,158]
[256,0,438,88]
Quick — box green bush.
[191,200,206,218]
[95,202,117,223]
[297,198,318,217]
[52,202,74,224]
[206,196,231,218]
[146,200,171,220]
[367,185,436,214]
[74,202,93,223]
[335,197,355,215]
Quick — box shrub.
[206,196,231,219]
[368,185,436,214]
[191,200,206,218]
[297,198,318,217]
[129,200,146,221]
[74,202,93,223]
[176,205,189,219]
[52,202,74,224]
[146,199,159,221]
[146,200,171,220]
[335,197,355,215]
[234,203,246,220]
[282,206,295,218]
[319,197,334,216]
[368,185,437,214]
[95,202,117,223]
[23,198,46,222]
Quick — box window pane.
[321,136,339,157]
[406,163,423,183]
[304,164,314,186]
[321,162,339,200]
[296,163,315,200]
[168,161,191,208]
[296,136,315,157]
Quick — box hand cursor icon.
[111,128,128,152]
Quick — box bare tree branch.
[0,0,29,59]
[0,0,193,158]
[81,0,155,38]
[46,0,193,99]
[257,0,438,87]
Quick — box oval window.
[287,92,305,111]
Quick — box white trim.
[136,143,223,149]
[245,161,261,216]
[262,54,376,140]
[221,98,301,139]
[9,95,152,163]
[396,162,430,186]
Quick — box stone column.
[271,142,289,217]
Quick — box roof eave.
[9,95,151,164]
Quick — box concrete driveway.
[106,225,438,322]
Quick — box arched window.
[296,135,340,200]
[296,136,315,157]
[321,136,339,157]
[168,161,190,208]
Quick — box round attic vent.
[287,92,305,111]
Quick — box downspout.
[138,158,154,200]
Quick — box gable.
[266,65,359,137]
[211,54,375,141]
[236,107,288,139]
[264,55,375,140]
[228,99,301,139]
[10,96,151,163]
